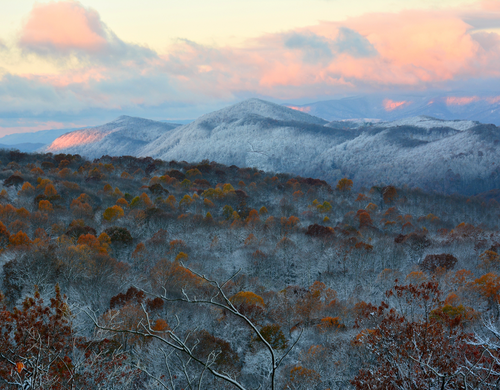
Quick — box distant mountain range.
[42,98,500,196]
[0,122,190,153]
[0,128,85,153]
[46,117,181,158]
[285,95,500,125]
[0,142,46,153]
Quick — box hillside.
[141,103,500,195]
[45,116,181,158]
[45,99,500,196]
[0,149,499,389]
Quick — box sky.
[0,0,500,136]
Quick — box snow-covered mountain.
[288,95,500,125]
[45,98,500,195]
[139,99,333,173]
[325,116,480,131]
[45,116,181,158]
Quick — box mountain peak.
[112,115,155,124]
[195,98,327,125]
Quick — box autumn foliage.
[0,151,499,389]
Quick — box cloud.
[481,0,500,12]
[461,0,500,30]
[161,6,500,98]
[18,1,156,63]
[2,0,500,130]
[284,33,334,64]
[283,28,376,64]
[472,31,500,51]
[163,9,500,97]
[334,27,377,58]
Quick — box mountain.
[0,143,46,153]
[0,128,82,147]
[138,98,347,174]
[321,122,500,195]
[139,98,332,172]
[44,116,182,158]
[45,98,500,195]
[287,95,500,125]
[325,116,480,131]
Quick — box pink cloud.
[4,1,500,114]
[17,1,156,64]
[157,7,500,99]
[313,11,483,84]
[20,67,107,87]
[19,1,107,54]
[480,0,500,12]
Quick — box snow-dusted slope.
[46,98,500,195]
[139,99,345,174]
[326,116,479,131]
[378,116,479,131]
[45,116,180,158]
[316,124,500,194]
[203,98,327,125]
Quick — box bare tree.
[88,265,302,390]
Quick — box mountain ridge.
[287,95,500,125]
[44,98,500,196]
[45,116,182,157]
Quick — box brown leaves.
[230,291,266,308]
[352,280,498,389]
[336,178,353,192]
[0,285,133,388]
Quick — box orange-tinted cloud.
[2,0,500,124]
[19,1,107,54]
[480,0,500,12]
[157,7,500,99]
[310,11,484,84]
[18,1,156,63]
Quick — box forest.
[0,148,500,389]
